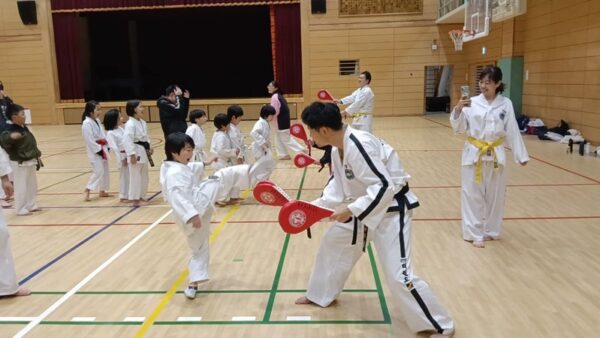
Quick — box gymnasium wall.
[0,0,59,124]
[300,0,465,116]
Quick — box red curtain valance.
[51,0,299,12]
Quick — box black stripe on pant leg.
[410,288,443,333]
[397,203,443,333]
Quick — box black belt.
[134,141,154,167]
[351,184,419,251]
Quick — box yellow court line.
[134,190,250,338]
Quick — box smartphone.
[460,85,470,99]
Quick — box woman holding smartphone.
[450,66,529,248]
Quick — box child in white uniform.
[103,109,129,202]
[160,132,274,299]
[123,100,152,207]
[82,101,110,202]
[249,105,276,181]
[210,113,241,206]
[227,105,247,164]
[185,109,208,163]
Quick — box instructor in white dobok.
[450,66,529,248]
[0,147,30,298]
[335,71,375,133]
[296,102,454,337]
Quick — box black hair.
[188,109,206,124]
[479,66,505,94]
[165,84,179,96]
[269,80,283,95]
[126,99,141,117]
[7,103,24,120]
[213,113,230,129]
[301,102,343,131]
[165,132,195,161]
[361,71,372,83]
[81,100,99,122]
[260,104,276,119]
[103,109,120,131]
[226,105,244,120]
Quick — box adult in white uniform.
[160,132,273,299]
[296,102,454,337]
[450,66,529,248]
[0,146,30,297]
[336,71,375,133]
[82,101,110,202]
[103,109,129,202]
[123,100,152,206]
[267,81,305,160]
[185,109,208,163]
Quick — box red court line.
[422,116,600,184]
[13,215,600,227]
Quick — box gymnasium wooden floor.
[1,114,598,338]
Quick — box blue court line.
[18,191,162,286]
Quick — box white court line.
[176,316,203,321]
[231,316,256,321]
[123,317,145,322]
[0,317,35,322]
[286,316,311,321]
[71,317,96,322]
[13,209,172,338]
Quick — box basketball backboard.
[463,0,491,42]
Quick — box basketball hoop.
[449,29,465,51]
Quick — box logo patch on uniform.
[500,110,506,120]
[344,164,355,180]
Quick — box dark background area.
[82,6,274,101]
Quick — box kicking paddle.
[317,89,335,102]
[278,200,334,234]
[253,181,291,207]
[290,123,312,155]
[293,153,319,169]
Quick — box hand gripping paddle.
[278,200,334,234]
[317,89,335,102]
[253,181,291,206]
[293,153,319,168]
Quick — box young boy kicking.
[160,132,272,299]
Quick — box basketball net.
[449,29,464,51]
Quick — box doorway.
[424,65,452,114]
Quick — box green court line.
[30,289,378,295]
[367,244,392,324]
[0,320,389,326]
[262,167,308,323]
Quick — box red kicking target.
[317,89,335,102]
[253,181,291,206]
[278,200,334,234]
[293,153,318,168]
[290,123,308,142]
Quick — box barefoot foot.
[472,240,485,248]
[295,296,315,305]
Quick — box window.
[339,60,359,76]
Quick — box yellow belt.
[352,112,371,118]
[467,136,505,183]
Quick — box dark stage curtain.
[271,4,302,94]
[51,0,299,11]
[53,13,83,101]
